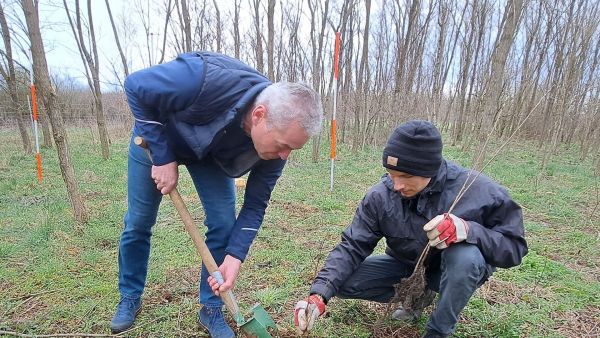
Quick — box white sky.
[4,0,257,91]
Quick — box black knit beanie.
[382,120,443,177]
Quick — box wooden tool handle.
[168,188,242,321]
[134,136,243,322]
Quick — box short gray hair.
[254,82,323,136]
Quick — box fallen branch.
[0,331,116,337]
[0,314,171,338]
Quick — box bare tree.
[105,0,128,78]
[62,0,110,160]
[212,0,222,52]
[308,0,329,162]
[393,0,420,95]
[157,0,174,64]
[233,0,240,59]
[21,0,88,225]
[181,0,192,51]
[352,0,371,151]
[477,0,524,148]
[252,0,264,73]
[308,0,329,97]
[0,1,31,153]
[266,0,275,79]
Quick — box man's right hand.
[294,294,326,334]
[151,161,178,195]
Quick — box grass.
[0,126,598,337]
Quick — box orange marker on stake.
[330,32,341,191]
[29,69,43,182]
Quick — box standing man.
[293,120,527,338]
[111,51,323,338]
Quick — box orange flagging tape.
[30,85,38,121]
[330,120,337,159]
[36,152,43,182]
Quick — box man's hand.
[423,213,469,249]
[151,161,178,195]
[207,255,242,296]
[294,294,326,334]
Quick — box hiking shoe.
[198,306,235,338]
[110,297,142,333]
[391,306,422,322]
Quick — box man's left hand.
[207,255,241,296]
[423,213,469,249]
[294,294,326,334]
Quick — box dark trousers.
[337,243,491,335]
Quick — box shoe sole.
[111,306,142,334]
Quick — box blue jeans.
[118,135,235,307]
[337,243,491,335]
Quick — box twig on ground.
[10,288,64,301]
[3,289,64,318]
[0,314,172,337]
[0,331,116,337]
[114,313,171,336]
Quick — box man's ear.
[250,105,267,125]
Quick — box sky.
[3,0,346,93]
[39,0,164,91]
[3,0,240,92]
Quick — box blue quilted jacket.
[124,52,284,261]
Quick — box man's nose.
[279,149,291,160]
[394,180,405,191]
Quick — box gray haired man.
[112,51,323,338]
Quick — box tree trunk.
[21,0,88,225]
[158,0,173,64]
[354,0,371,151]
[39,101,53,147]
[476,0,523,165]
[233,0,240,59]
[0,2,32,153]
[266,0,275,80]
[63,0,110,159]
[308,0,329,163]
[180,0,192,51]
[253,0,264,73]
[105,0,129,77]
[212,0,222,52]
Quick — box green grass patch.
[0,127,598,337]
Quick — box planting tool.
[135,136,276,338]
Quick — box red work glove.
[423,213,469,249]
[294,294,326,334]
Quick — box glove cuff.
[308,294,326,314]
[449,213,469,241]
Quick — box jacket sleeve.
[464,186,528,268]
[224,159,285,261]
[124,54,203,165]
[309,190,383,301]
